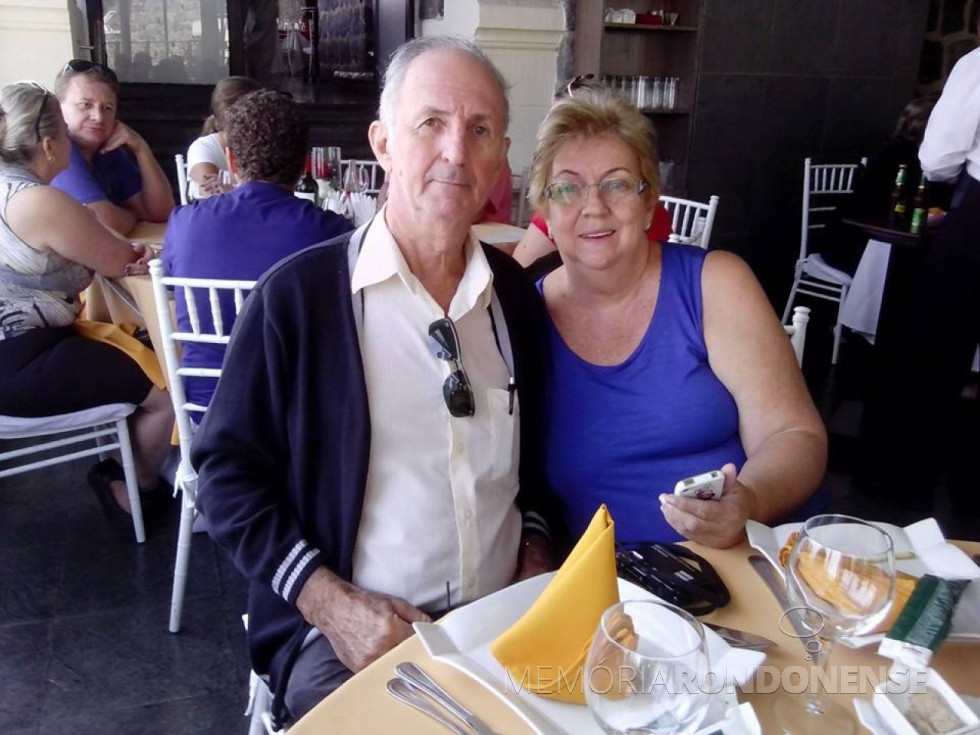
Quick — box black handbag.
[616,542,731,616]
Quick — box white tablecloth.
[840,238,979,370]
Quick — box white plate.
[471,223,527,245]
[418,572,766,735]
[746,518,980,646]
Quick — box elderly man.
[162,88,350,409]
[193,37,554,725]
[51,60,174,235]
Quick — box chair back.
[175,154,189,206]
[341,158,384,196]
[513,166,531,227]
[783,305,810,367]
[799,156,867,261]
[661,194,719,249]
[148,259,257,460]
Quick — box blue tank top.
[541,243,747,543]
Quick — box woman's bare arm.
[6,185,141,277]
[660,250,827,547]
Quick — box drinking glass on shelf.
[773,514,896,735]
[342,162,370,194]
[650,76,664,110]
[585,600,712,735]
[326,146,343,190]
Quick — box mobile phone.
[673,470,724,501]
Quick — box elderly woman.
[0,82,173,529]
[530,88,827,548]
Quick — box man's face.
[370,49,509,230]
[59,75,117,152]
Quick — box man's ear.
[368,120,392,173]
[225,147,239,176]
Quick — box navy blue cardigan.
[193,229,554,710]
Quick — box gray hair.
[0,83,61,166]
[378,36,510,131]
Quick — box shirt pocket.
[485,387,520,483]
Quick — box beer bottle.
[295,154,318,204]
[889,164,908,227]
[909,174,928,235]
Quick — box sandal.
[87,459,137,535]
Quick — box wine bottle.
[295,154,318,204]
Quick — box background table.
[289,539,980,734]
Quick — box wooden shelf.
[605,23,698,32]
[642,108,691,115]
[576,0,704,193]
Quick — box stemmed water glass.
[585,600,712,735]
[773,514,896,735]
[342,162,370,194]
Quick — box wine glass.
[343,162,370,194]
[585,600,712,735]
[773,514,896,735]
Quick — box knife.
[703,621,777,650]
[396,662,500,735]
[747,554,817,643]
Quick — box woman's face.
[544,132,655,272]
[42,113,72,178]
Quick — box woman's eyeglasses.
[545,178,649,207]
[428,317,475,418]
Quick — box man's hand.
[515,532,553,581]
[296,567,431,673]
[100,121,146,155]
[659,463,756,548]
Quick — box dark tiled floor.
[1,311,978,734]
[0,456,250,735]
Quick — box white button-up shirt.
[920,47,980,183]
[349,210,522,611]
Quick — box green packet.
[878,574,971,670]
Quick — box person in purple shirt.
[162,88,350,408]
[51,59,174,235]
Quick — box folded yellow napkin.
[73,320,167,390]
[491,505,619,704]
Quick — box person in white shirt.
[884,37,980,517]
[192,37,555,727]
[185,75,260,199]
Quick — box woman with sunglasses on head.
[0,82,173,531]
[530,87,826,549]
[513,76,674,276]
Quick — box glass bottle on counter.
[888,164,908,227]
[909,174,928,235]
[295,154,318,204]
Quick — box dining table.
[82,221,170,385]
[288,538,980,735]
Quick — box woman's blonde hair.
[0,82,60,166]
[528,86,660,213]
